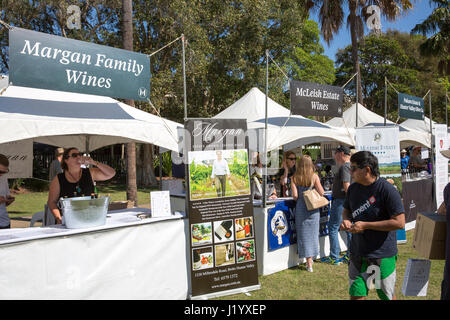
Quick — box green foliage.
[411,0,449,75]
[229,150,250,179]
[335,31,449,124]
[153,152,173,177]
[0,0,121,73]
[189,162,212,183]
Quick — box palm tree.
[309,0,413,104]
[411,0,449,75]
[122,0,138,206]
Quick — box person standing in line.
[211,151,230,197]
[0,154,15,229]
[341,151,405,300]
[279,151,297,197]
[322,146,352,265]
[49,147,64,182]
[291,155,325,272]
[400,149,409,171]
[437,149,450,300]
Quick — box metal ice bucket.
[59,196,110,229]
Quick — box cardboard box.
[412,212,447,260]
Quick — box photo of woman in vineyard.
[188,149,251,200]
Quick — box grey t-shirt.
[49,159,63,182]
[332,162,351,199]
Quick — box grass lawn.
[7,182,159,217]
[216,230,445,300]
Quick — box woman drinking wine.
[47,147,116,224]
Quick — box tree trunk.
[122,0,138,206]
[349,0,363,105]
[144,144,157,186]
[136,144,157,187]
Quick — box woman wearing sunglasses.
[47,147,116,224]
[279,151,297,197]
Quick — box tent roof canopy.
[400,116,435,132]
[327,103,431,148]
[213,87,290,121]
[0,84,182,152]
[214,87,355,151]
[326,103,394,128]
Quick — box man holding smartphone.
[0,154,15,229]
[341,151,405,300]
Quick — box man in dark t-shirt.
[341,151,405,300]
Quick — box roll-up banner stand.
[355,126,401,177]
[184,118,260,299]
[433,124,448,208]
[290,80,343,117]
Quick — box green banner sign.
[9,27,150,101]
[398,93,424,120]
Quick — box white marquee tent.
[0,84,182,152]
[213,87,291,122]
[247,115,355,151]
[400,116,435,133]
[214,87,355,151]
[326,103,431,148]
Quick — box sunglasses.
[65,152,82,159]
[288,157,296,161]
[0,169,9,174]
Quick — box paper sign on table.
[150,191,172,217]
[401,259,431,296]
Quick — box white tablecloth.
[0,208,190,299]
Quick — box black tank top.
[57,168,95,198]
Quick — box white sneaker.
[306,266,313,272]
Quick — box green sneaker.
[342,254,350,264]
[320,256,342,265]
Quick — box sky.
[310,0,436,63]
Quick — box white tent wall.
[0,85,182,152]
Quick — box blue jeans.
[328,198,351,259]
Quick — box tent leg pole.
[263,50,269,209]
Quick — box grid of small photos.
[191,217,255,271]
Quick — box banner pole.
[182,34,187,120]
[430,91,435,208]
[384,76,387,126]
[263,49,269,209]
[446,89,448,128]
[355,71,359,127]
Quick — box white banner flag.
[433,124,448,207]
[355,127,400,176]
